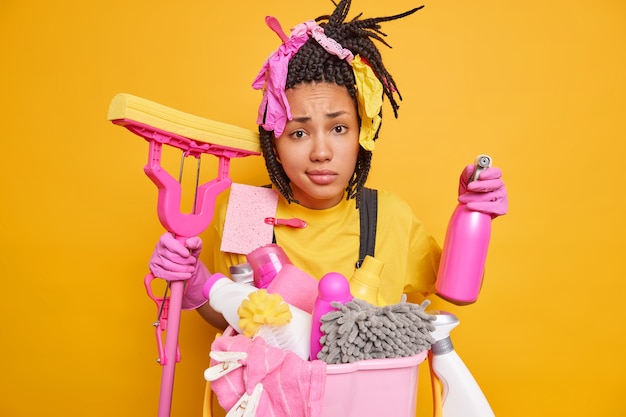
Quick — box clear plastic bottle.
[348,255,386,306]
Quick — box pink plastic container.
[214,328,427,416]
[320,351,428,417]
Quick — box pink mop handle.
[142,141,242,417]
[157,257,185,417]
[110,110,259,417]
[143,139,228,417]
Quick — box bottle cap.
[230,262,254,284]
[359,256,384,276]
[319,272,353,303]
[202,273,228,300]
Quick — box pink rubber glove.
[457,164,508,217]
[251,22,310,137]
[149,232,202,281]
[149,232,209,310]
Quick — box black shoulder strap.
[357,188,378,268]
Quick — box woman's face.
[275,82,361,210]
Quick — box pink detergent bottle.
[310,272,353,360]
[246,244,292,289]
[436,155,493,304]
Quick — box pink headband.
[252,17,383,150]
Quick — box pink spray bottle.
[436,155,493,304]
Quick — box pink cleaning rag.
[267,264,318,314]
[210,333,327,417]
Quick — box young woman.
[148,0,508,330]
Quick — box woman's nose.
[310,136,332,162]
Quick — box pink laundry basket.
[320,350,428,417]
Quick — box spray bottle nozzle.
[470,154,492,182]
[430,311,460,344]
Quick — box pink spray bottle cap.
[318,272,353,303]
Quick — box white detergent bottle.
[430,312,495,417]
[202,273,312,360]
[202,273,256,333]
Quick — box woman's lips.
[306,170,338,185]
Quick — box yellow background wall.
[1,1,624,416]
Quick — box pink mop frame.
[111,116,259,417]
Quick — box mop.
[107,93,260,417]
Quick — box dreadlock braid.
[260,126,296,203]
[321,2,424,117]
[259,0,421,207]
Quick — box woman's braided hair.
[260,0,423,206]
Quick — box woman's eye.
[290,130,305,139]
[333,125,346,134]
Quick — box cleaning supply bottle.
[436,155,493,304]
[349,255,387,306]
[429,311,495,417]
[202,273,312,360]
[246,244,292,289]
[202,273,257,334]
[310,272,353,360]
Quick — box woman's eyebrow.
[290,110,350,123]
[326,110,348,119]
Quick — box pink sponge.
[220,183,279,255]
